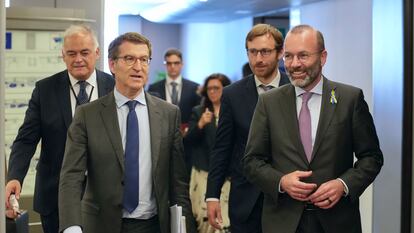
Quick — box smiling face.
[109,41,150,99]
[284,29,327,91]
[62,33,99,80]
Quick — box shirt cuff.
[63,226,82,233]
[205,198,220,202]
[278,181,285,193]
[336,178,349,196]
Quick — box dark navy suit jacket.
[147,78,200,124]
[206,73,290,223]
[7,69,114,215]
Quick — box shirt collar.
[68,69,97,88]
[166,75,182,86]
[114,88,147,108]
[254,70,280,88]
[295,75,324,97]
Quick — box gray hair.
[63,24,99,49]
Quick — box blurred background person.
[186,73,231,233]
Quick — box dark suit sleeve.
[59,107,88,231]
[339,90,383,200]
[206,91,234,199]
[169,108,197,233]
[185,106,204,142]
[7,83,42,184]
[242,95,284,203]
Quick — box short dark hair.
[289,24,325,51]
[164,48,182,61]
[245,24,284,52]
[108,32,152,60]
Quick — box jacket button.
[121,181,124,186]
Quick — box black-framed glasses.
[246,48,276,57]
[115,55,151,66]
[283,51,323,63]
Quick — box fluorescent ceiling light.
[140,0,198,22]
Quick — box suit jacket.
[7,69,114,215]
[206,73,290,223]
[58,92,197,233]
[242,77,384,233]
[185,105,217,171]
[147,78,201,124]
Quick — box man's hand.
[5,180,21,209]
[280,170,317,201]
[308,179,344,209]
[207,200,222,230]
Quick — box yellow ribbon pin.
[330,89,337,104]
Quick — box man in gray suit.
[242,25,383,233]
[59,32,196,233]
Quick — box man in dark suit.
[147,48,200,128]
[59,32,196,233]
[242,25,383,233]
[206,24,290,233]
[5,24,114,233]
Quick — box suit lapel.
[311,77,337,161]
[146,93,162,174]
[280,86,310,165]
[245,76,259,113]
[179,79,188,109]
[160,81,167,100]
[99,92,125,171]
[96,70,113,97]
[56,71,72,129]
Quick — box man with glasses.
[206,24,289,233]
[5,24,114,233]
[59,32,196,233]
[148,48,200,131]
[242,25,383,233]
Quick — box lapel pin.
[330,89,337,104]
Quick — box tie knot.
[260,84,274,92]
[127,100,138,111]
[171,82,177,87]
[78,80,87,90]
[301,92,312,103]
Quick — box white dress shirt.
[165,75,183,104]
[68,70,98,117]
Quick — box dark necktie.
[260,84,274,92]
[77,81,89,105]
[123,100,139,213]
[171,82,178,105]
[299,92,313,161]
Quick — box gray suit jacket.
[242,77,383,233]
[59,91,196,233]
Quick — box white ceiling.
[119,0,326,23]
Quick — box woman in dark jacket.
[186,73,231,233]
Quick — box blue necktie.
[77,81,89,105]
[123,100,139,213]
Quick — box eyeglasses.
[207,86,221,92]
[115,55,151,66]
[246,48,276,57]
[164,61,182,66]
[283,51,323,63]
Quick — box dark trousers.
[295,206,325,233]
[230,195,263,233]
[40,209,59,233]
[121,216,160,233]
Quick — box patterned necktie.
[123,100,139,213]
[299,92,313,161]
[77,81,89,105]
[171,82,178,105]
[260,84,274,92]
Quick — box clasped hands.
[280,170,344,209]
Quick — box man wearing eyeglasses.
[5,24,114,233]
[147,48,201,130]
[59,32,196,233]
[242,25,383,233]
[206,24,290,233]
